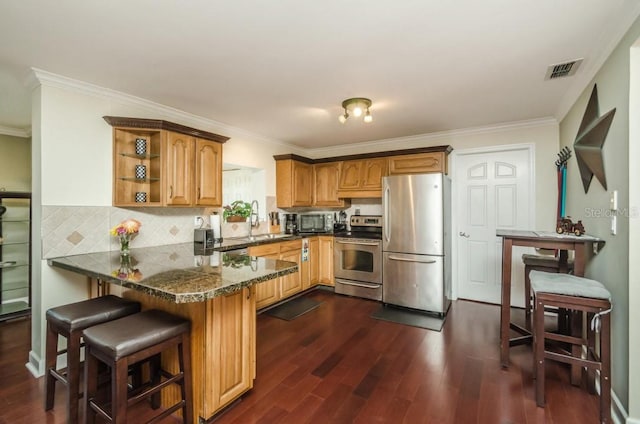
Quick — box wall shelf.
[0,191,31,321]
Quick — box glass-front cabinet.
[0,191,31,320]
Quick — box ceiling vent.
[545,59,583,80]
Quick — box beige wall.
[559,15,640,418]
[0,133,31,191]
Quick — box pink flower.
[110,219,142,237]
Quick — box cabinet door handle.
[169,185,173,198]
[197,187,201,199]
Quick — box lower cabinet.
[249,239,302,310]
[318,236,334,286]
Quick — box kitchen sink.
[230,233,293,242]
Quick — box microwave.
[298,214,326,233]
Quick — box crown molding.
[306,117,558,157]
[25,68,290,148]
[0,124,31,138]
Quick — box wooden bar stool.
[530,270,612,423]
[44,295,141,424]
[522,253,574,327]
[82,309,193,424]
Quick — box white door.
[455,146,533,305]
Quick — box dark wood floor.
[0,290,602,423]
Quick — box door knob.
[459,232,470,238]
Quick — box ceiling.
[1,1,639,149]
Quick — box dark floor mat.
[371,305,446,331]
[265,297,322,321]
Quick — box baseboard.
[26,350,43,378]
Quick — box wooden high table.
[496,230,605,369]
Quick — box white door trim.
[450,142,536,300]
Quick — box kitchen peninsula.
[48,243,298,423]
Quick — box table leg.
[500,238,513,368]
[570,243,587,385]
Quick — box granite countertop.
[213,232,334,251]
[48,243,298,303]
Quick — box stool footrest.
[128,371,184,407]
[146,401,186,424]
[544,331,583,345]
[545,350,603,370]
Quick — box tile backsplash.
[41,199,278,259]
[42,206,203,259]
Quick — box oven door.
[333,238,382,284]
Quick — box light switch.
[610,190,618,211]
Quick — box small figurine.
[556,217,585,236]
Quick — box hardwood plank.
[0,293,606,424]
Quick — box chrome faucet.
[249,200,260,237]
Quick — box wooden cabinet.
[194,139,223,206]
[309,237,319,287]
[388,152,447,175]
[105,116,228,207]
[318,236,334,286]
[165,131,194,206]
[275,159,314,208]
[313,162,347,207]
[280,243,302,298]
[248,244,281,309]
[208,288,255,411]
[337,158,388,198]
[249,239,302,309]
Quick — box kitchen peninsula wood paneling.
[105,116,228,207]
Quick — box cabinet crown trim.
[273,145,452,163]
[103,116,229,143]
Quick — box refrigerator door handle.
[384,185,390,242]
[388,255,437,264]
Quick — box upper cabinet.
[388,152,447,175]
[105,116,228,207]
[313,162,347,207]
[338,158,388,198]
[275,158,314,208]
[274,146,451,206]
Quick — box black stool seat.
[82,309,190,360]
[44,295,141,424]
[46,295,142,331]
[83,309,193,424]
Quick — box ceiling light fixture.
[338,97,373,124]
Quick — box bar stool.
[530,270,612,423]
[522,253,574,326]
[82,309,193,424]
[44,295,141,423]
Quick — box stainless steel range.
[333,215,382,301]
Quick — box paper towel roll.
[210,214,221,241]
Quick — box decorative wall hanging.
[555,146,572,220]
[573,84,616,193]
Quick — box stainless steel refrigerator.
[382,173,451,315]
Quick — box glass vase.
[119,234,131,256]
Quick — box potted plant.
[223,200,252,222]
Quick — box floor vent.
[545,59,583,80]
